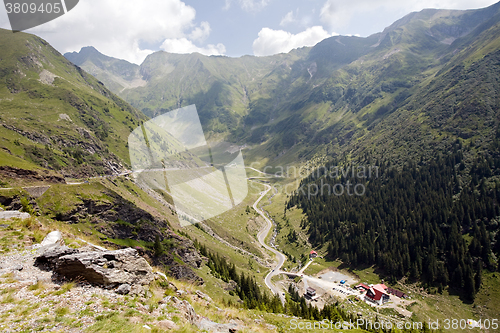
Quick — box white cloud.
[223,0,270,12]
[223,0,232,10]
[241,0,270,11]
[189,21,211,42]
[2,0,223,64]
[280,11,296,26]
[253,26,336,56]
[161,38,226,56]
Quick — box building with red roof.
[365,286,390,305]
[373,283,388,291]
[387,287,407,298]
[355,283,370,292]
[309,250,317,258]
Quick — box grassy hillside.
[0,28,146,182]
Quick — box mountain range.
[65,1,500,168]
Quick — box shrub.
[20,197,34,215]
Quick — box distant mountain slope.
[0,29,145,183]
[65,46,312,140]
[254,1,500,165]
[65,46,146,93]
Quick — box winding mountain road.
[253,181,287,303]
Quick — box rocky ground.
[0,248,242,332]
[0,216,281,333]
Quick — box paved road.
[253,181,287,303]
[298,259,313,274]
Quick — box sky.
[0,0,498,64]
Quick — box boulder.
[195,290,212,303]
[40,231,64,247]
[116,283,131,295]
[156,320,178,330]
[172,299,198,325]
[35,245,78,267]
[55,248,154,288]
[197,319,240,333]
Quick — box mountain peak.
[64,46,113,66]
[78,46,101,56]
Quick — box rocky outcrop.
[224,280,238,291]
[2,124,51,145]
[0,166,65,184]
[35,245,78,267]
[34,231,78,267]
[168,264,202,284]
[54,248,154,288]
[34,232,154,294]
[175,299,198,325]
[39,191,203,285]
[175,240,203,269]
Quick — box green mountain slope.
[1,3,500,329]
[0,29,146,182]
[253,1,500,165]
[122,49,312,140]
[65,46,313,140]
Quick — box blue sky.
[1,0,498,63]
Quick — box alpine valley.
[0,1,499,333]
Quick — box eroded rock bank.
[35,231,154,295]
